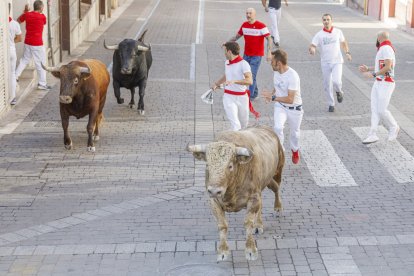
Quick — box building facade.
[0,0,116,117]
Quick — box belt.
[224,89,247,96]
[376,77,394,83]
[279,103,302,111]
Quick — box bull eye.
[228,163,233,171]
[73,78,79,85]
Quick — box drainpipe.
[379,0,382,21]
[364,0,368,15]
[46,0,55,66]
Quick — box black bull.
[104,30,152,115]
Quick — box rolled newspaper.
[201,89,214,105]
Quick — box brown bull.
[42,59,110,152]
[187,125,285,261]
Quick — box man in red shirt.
[16,0,51,90]
[227,8,273,100]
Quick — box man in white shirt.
[8,10,22,105]
[262,0,288,48]
[359,31,399,144]
[309,14,351,112]
[262,49,303,164]
[211,42,253,131]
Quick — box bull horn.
[41,63,59,72]
[236,147,251,157]
[79,66,91,74]
[186,144,207,153]
[136,45,149,52]
[103,40,119,50]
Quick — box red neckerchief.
[378,40,395,52]
[227,55,243,65]
[9,17,12,22]
[323,26,333,33]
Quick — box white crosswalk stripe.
[353,126,414,183]
[301,130,358,187]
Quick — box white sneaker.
[388,126,400,142]
[37,84,52,90]
[363,134,379,144]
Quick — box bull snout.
[207,186,225,198]
[59,95,73,104]
[121,68,132,75]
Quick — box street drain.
[165,264,232,276]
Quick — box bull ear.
[187,144,207,161]
[79,66,92,80]
[236,147,253,164]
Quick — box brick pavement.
[0,0,414,275]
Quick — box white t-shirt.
[8,19,22,51]
[224,58,251,93]
[311,27,345,64]
[274,67,302,106]
[375,44,395,82]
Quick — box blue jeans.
[243,55,262,99]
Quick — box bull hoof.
[254,226,264,235]
[128,103,135,109]
[245,248,258,261]
[117,98,124,104]
[87,146,96,152]
[216,251,229,262]
[274,202,283,212]
[138,109,145,115]
[93,135,100,141]
[64,143,72,150]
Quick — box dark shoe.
[336,91,344,103]
[10,98,17,105]
[292,150,300,164]
[328,106,335,112]
[274,42,280,48]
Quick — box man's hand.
[346,53,352,62]
[284,0,288,7]
[261,90,274,103]
[362,71,374,79]
[264,6,269,12]
[309,45,316,55]
[211,82,220,91]
[266,51,272,62]
[359,64,369,73]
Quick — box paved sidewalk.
[0,0,414,275]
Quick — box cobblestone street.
[1,0,414,275]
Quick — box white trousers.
[15,44,47,86]
[273,104,303,151]
[321,62,343,107]
[269,8,282,43]
[9,48,17,102]
[223,93,249,131]
[369,81,398,134]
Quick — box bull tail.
[138,29,148,42]
[274,137,285,185]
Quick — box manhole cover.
[165,264,232,276]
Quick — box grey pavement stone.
[337,237,359,246]
[134,243,156,253]
[297,238,317,248]
[317,238,338,247]
[0,233,25,243]
[155,242,176,252]
[13,246,36,256]
[176,241,196,252]
[0,247,15,256]
[196,241,215,252]
[357,236,378,246]
[396,234,414,244]
[33,246,55,255]
[277,239,298,249]
[115,244,135,254]
[94,244,116,254]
